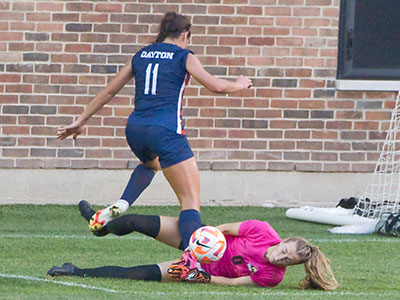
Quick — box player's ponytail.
[155,12,191,43]
[285,237,338,291]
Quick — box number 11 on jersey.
[144,63,159,95]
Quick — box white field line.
[0,273,398,297]
[0,233,399,243]
[0,233,150,240]
[0,273,120,293]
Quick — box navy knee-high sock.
[178,209,202,249]
[121,164,155,206]
[75,264,161,281]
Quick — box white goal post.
[287,92,400,226]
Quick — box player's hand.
[182,268,211,284]
[57,121,84,140]
[236,75,252,89]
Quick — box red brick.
[257,130,284,139]
[0,24,7,33]
[125,4,151,13]
[311,130,338,139]
[31,126,57,136]
[3,126,30,135]
[66,2,93,11]
[0,3,10,10]
[88,127,114,136]
[227,150,254,160]
[51,54,78,63]
[256,89,282,98]
[208,6,234,14]
[270,141,295,150]
[51,75,77,84]
[285,89,311,98]
[285,69,312,78]
[199,129,227,138]
[265,7,291,16]
[65,44,92,53]
[10,22,34,31]
[79,75,106,85]
[58,106,84,115]
[37,2,64,11]
[295,163,322,172]
[249,17,274,26]
[220,37,246,46]
[268,161,294,171]
[270,120,297,129]
[18,137,46,146]
[241,140,267,149]
[0,116,17,126]
[211,162,239,171]
[18,116,45,125]
[99,160,128,169]
[0,74,21,83]
[214,139,240,149]
[0,32,23,41]
[237,6,262,15]
[27,12,51,21]
[71,160,99,169]
[82,13,109,23]
[6,84,32,93]
[285,130,311,139]
[365,111,391,120]
[228,130,255,139]
[297,141,323,150]
[3,148,29,157]
[95,3,122,12]
[75,138,100,148]
[0,95,18,104]
[0,12,24,21]
[86,149,112,158]
[215,98,242,107]
[293,7,321,16]
[206,46,233,55]
[102,138,128,148]
[23,75,49,84]
[248,57,274,66]
[277,58,303,67]
[103,117,127,127]
[46,117,73,125]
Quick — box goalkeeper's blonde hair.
[285,237,338,291]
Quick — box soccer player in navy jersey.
[57,12,252,250]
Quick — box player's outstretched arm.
[210,275,257,286]
[186,53,252,94]
[217,222,243,236]
[56,60,134,140]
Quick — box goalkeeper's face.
[265,241,301,267]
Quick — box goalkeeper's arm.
[210,275,257,286]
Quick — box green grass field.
[0,205,399,300]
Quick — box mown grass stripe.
[1,233,399,243]
[0,273,120,293]
[1,273,398,297]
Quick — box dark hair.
[155,12,191,43]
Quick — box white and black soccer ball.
[189,226,227,263]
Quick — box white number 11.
[144,63,159,95]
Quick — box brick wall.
[0,0,396,172]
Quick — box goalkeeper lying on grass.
[48,201,338,290]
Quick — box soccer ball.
[189,226,227,264]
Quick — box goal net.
[354,92,400,219]
[287,92,400,227]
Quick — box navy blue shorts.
[125,123,194,169]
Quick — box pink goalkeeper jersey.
[200,220,286,287]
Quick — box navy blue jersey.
[130,43,193,134]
